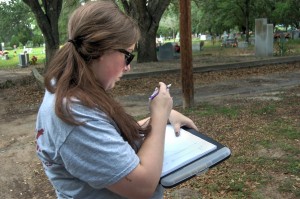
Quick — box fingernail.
[175,132,180,137]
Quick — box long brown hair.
[44,1,149,151]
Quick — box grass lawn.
[1,38,300,70]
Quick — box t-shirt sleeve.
[59,108,140,189]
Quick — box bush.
[26,41,33,48]
[19,42,24,49]
[5,47,13,50]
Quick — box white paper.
[161,125,217,177]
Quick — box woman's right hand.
[108,82,173,198]
[149,82,173,120]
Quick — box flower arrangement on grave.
[31,55,38,65]
[0,51,8,56]
[0,51,9,60]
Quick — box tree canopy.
[0,0,37,47]
[159,0,299,41]
[0,0,299,64]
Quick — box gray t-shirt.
[35,90,163,198]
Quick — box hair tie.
[68,37,84,48]
[68,39,76,46]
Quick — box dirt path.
[0,87,41,198]
[0,63,299,198]
[118,68,300,116]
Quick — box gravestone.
[0,42,4,51]
[221,31,228,41]
[238,42,248,48]
[292,31,300,39]
[192,44,199,51]
[206,35,212,41]
[200,35,206,40]
[2,54,8,60]
[18,53,29,67]
[249,37,255,45]
[255,18,273,57]
[157,42,178,61]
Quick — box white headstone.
[255,18,273,57]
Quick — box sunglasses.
[116,49,135,65]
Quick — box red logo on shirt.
[36,128,44,151]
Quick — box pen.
[149,84,171,100]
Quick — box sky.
[0,0,10,3]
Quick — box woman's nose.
[124,64,131,72]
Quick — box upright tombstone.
[292,30,300,39]
[157,42,178,61]
[0,42,4,51]
[255,18,273,57]
[18,53,29,67]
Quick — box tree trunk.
[121,0,171,63]
[45,39,58,71]
[22,0,62,71]
[137,22,159,62]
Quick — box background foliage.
[0,0,299,64]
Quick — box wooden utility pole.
[179,0,194,108]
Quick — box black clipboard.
[160,126,231,188]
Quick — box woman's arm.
[137,117,150,127]
[107,83,172,199]
[168,109,198,136]
[138,109,198,136]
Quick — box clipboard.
[160,126,231,188]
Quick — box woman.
[36,1,198,198]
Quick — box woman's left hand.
[168,109,198,136]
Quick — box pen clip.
[149,84,171,100]
[149,87,159,100]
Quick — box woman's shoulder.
[68,98,115,126]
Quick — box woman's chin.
[107,83,116,90]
